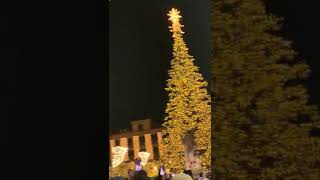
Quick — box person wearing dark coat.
[132,170,150,180]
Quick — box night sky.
[109,0,211,130]
[109,1,320,131]
[267,1,320,107]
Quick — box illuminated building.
[109,119,163,162]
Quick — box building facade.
[109,119,163,162]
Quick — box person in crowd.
[199,173,203,180]
[112,176,125,180]
[205,170,211,180]
[157,165,166,180]
[190,151,202,179]
[128,169,134,180]
[132,170,150,180]
[134,158,142,172]
[183,169,193,179]
[171,172,193,180]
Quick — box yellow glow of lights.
[167,8,184,36]
[111,146,128,168]
[138,151,150,166]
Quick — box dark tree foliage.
[211,0,320,179]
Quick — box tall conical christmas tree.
[211,0,320,179]
[161,8,211,172]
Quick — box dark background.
[109,0,320,132]
[109,0,211,131]
[268,1,320,107]
[5,0,105,179]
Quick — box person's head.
[171,173,192,180]
[134,158,141,167]
[159,165,165,176]
[133,170,149,180]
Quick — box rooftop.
[109,118,162,136]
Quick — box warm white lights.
[138,151,150,166]
[167,8,185,36]
[111,146,128,168]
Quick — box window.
[128,149,134,161]
[151,134,158,147]
[138,124,144,131]
[115,139,120,146]
[128,138,133,149]
[127,137,134,160]
[139,136,146,152]
[152,134,160,159]
[153,146,159,160]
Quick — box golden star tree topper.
[167,8,185,37]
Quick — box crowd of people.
[111,169,211,180]
[110,158,211,180]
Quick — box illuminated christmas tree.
[162,8,211,172]
[211,0,320,179]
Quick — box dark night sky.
[267,1,320,107]
[109,1,320,131]
[109,0,211,130]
